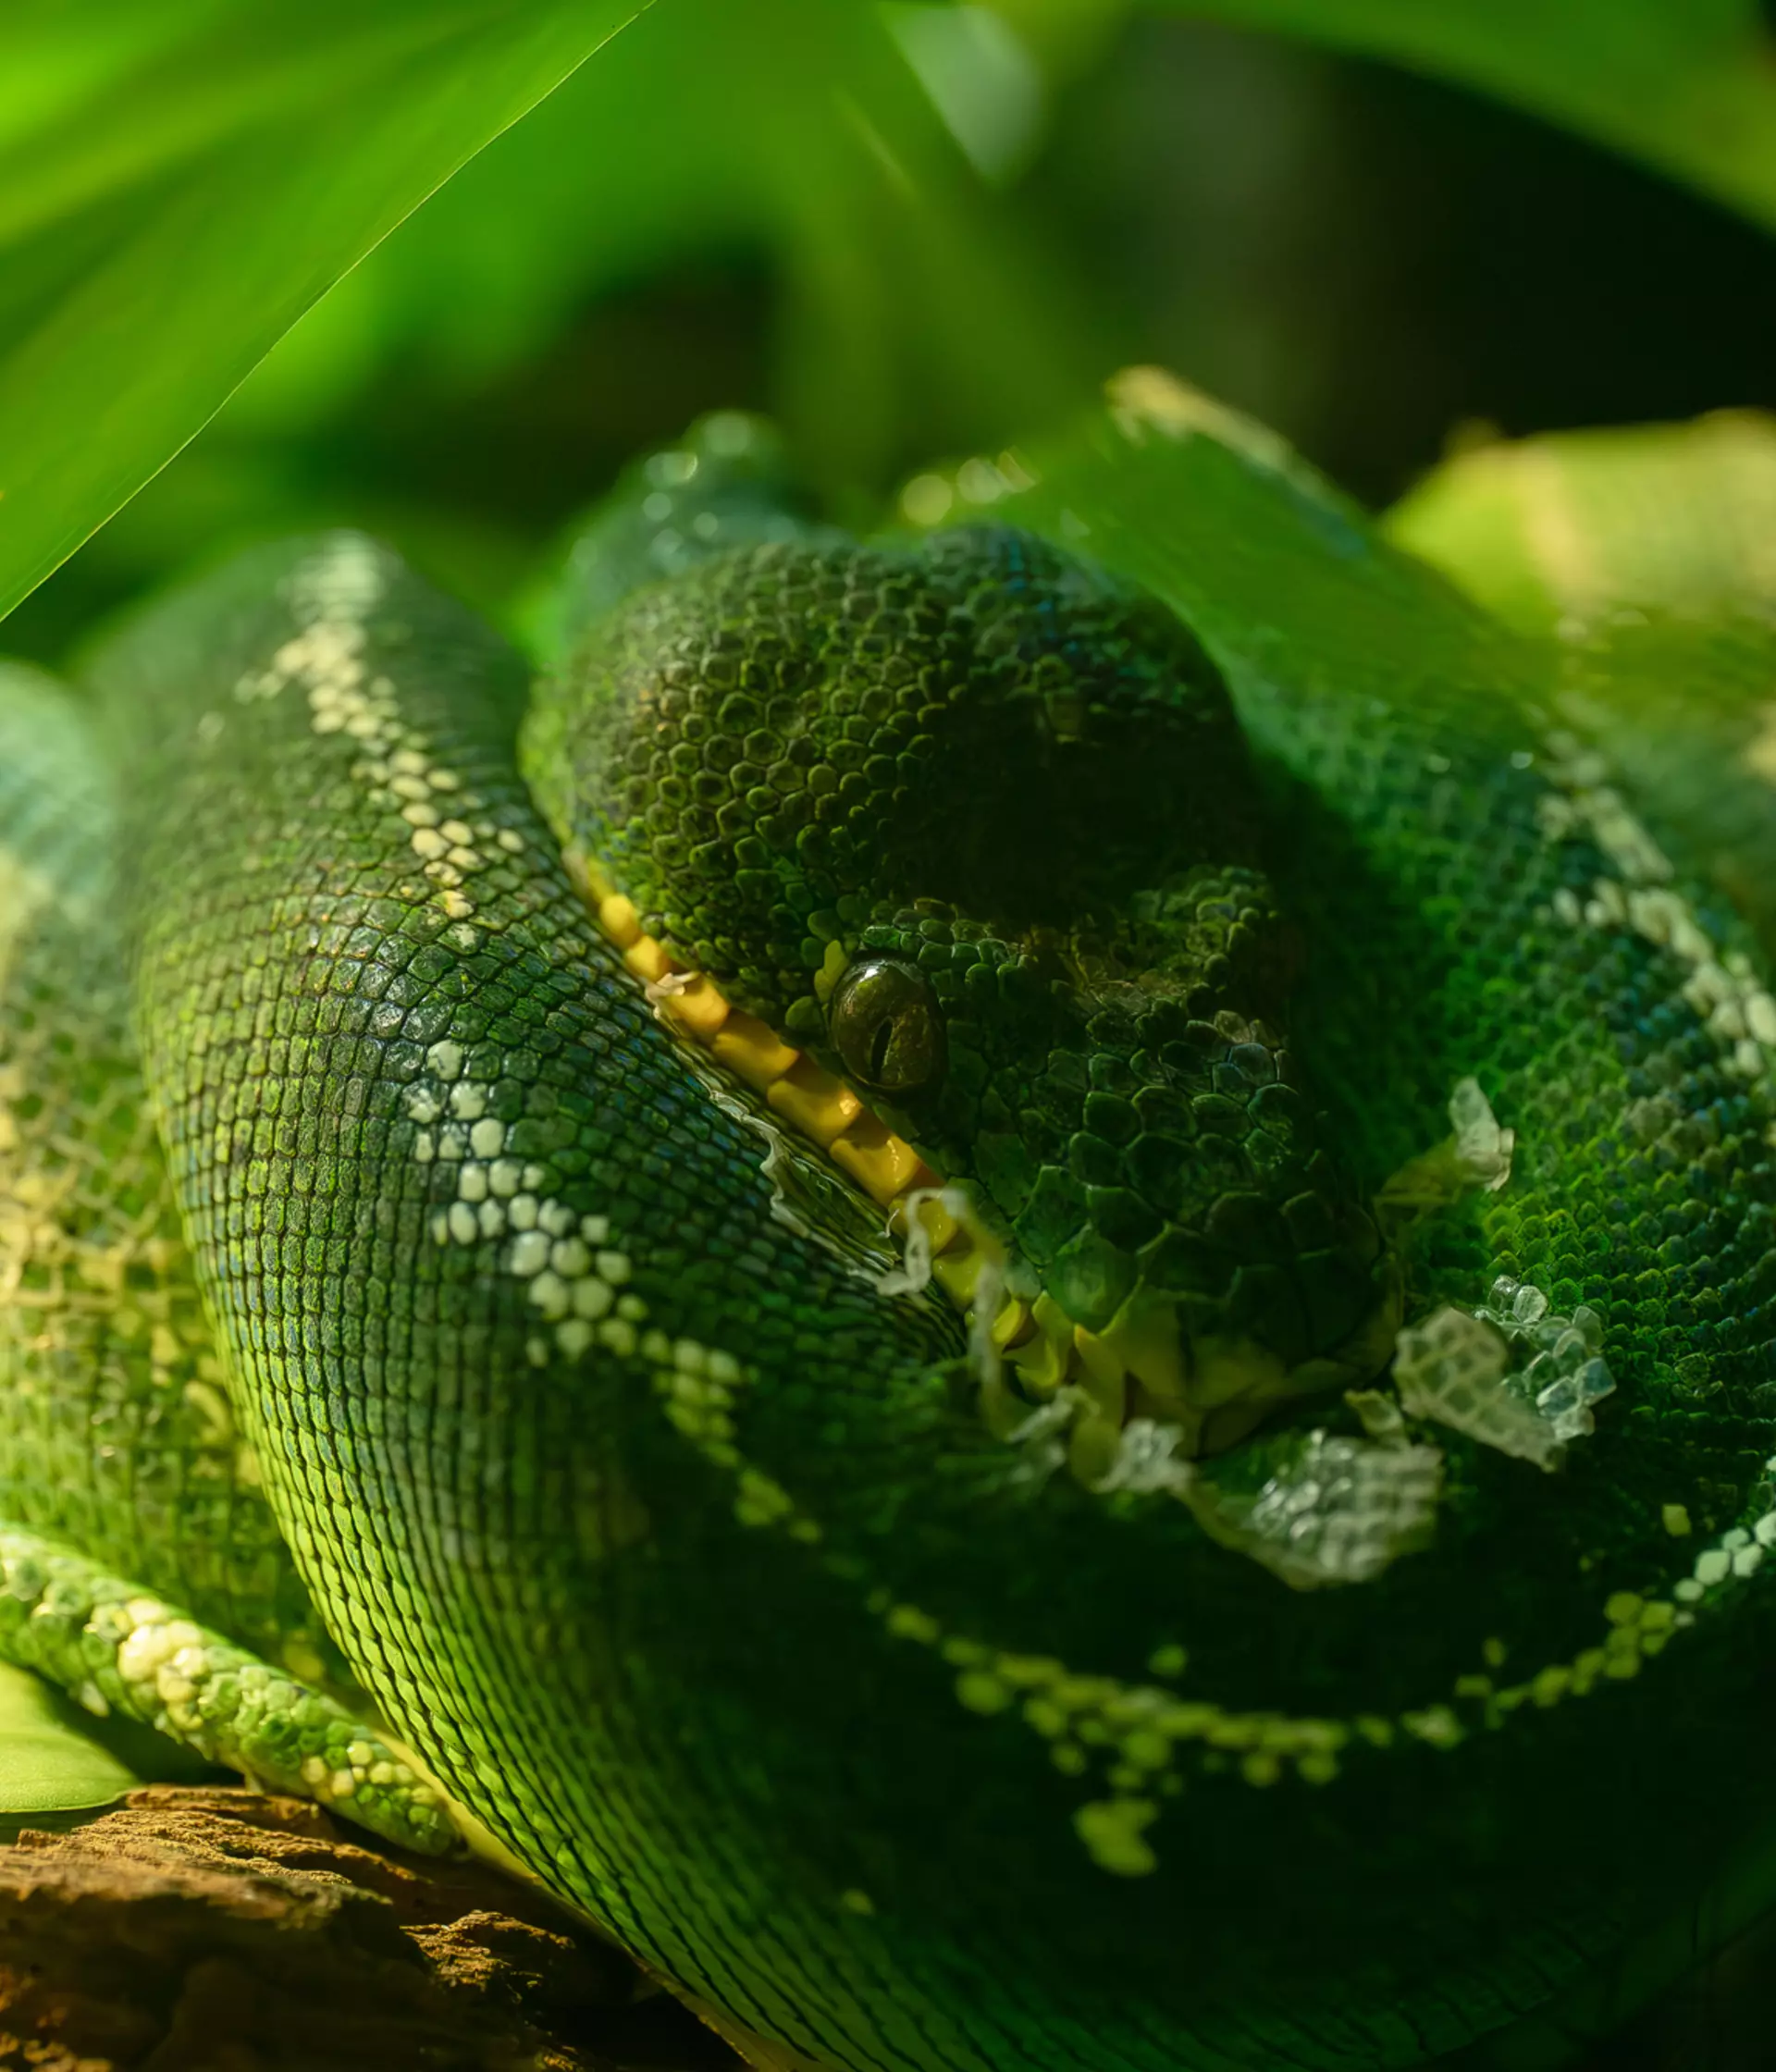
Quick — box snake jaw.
[996,1252,1404,1473]
[580,843,1402,1496]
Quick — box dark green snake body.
[5,395,1776,2068]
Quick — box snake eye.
[829,957,946,1097]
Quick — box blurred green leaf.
[0,0,642,624]
[1150,1,1776,236]
[0,1661,145,1818]
[1387,413,1776,635]
[228,0,1099,498]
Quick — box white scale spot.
[1543,728,1776,1082]
[402,1067,788,1545]
[259,541,494,928]
[414,1083,651,1359]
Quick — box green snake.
[6,373,1776,2070]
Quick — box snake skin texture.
[4,406,1776,2068]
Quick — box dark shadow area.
[1033,21,1776,507]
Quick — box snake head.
[531,521,1399,1459]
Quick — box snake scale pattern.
[4,387,1776,2068]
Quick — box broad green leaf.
[0,1660,172,1819]
[0,0,643,625]
[4,0,1094,646]
[1387,413,1776,635]
[1150,1,1776,238]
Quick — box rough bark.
[0,1785,743,2072]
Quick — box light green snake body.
[5,385,1776,2069]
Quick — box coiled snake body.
[3,398,1775,2069]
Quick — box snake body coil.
[3,412,1776,2068]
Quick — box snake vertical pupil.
[830,957,946,1096]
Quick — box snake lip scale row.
[5,396,1776,2068]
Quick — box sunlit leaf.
[1149,0,1776,236]
[1387,412,1776,635]
[0,0,643,624]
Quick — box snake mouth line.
[569,848,1392,1467]
[570,847,993,1288]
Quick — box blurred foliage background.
[7,0,1776,669]
[5,4,1776,2061]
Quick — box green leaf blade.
[0,0,644,624]
[0,1661,212,1822]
